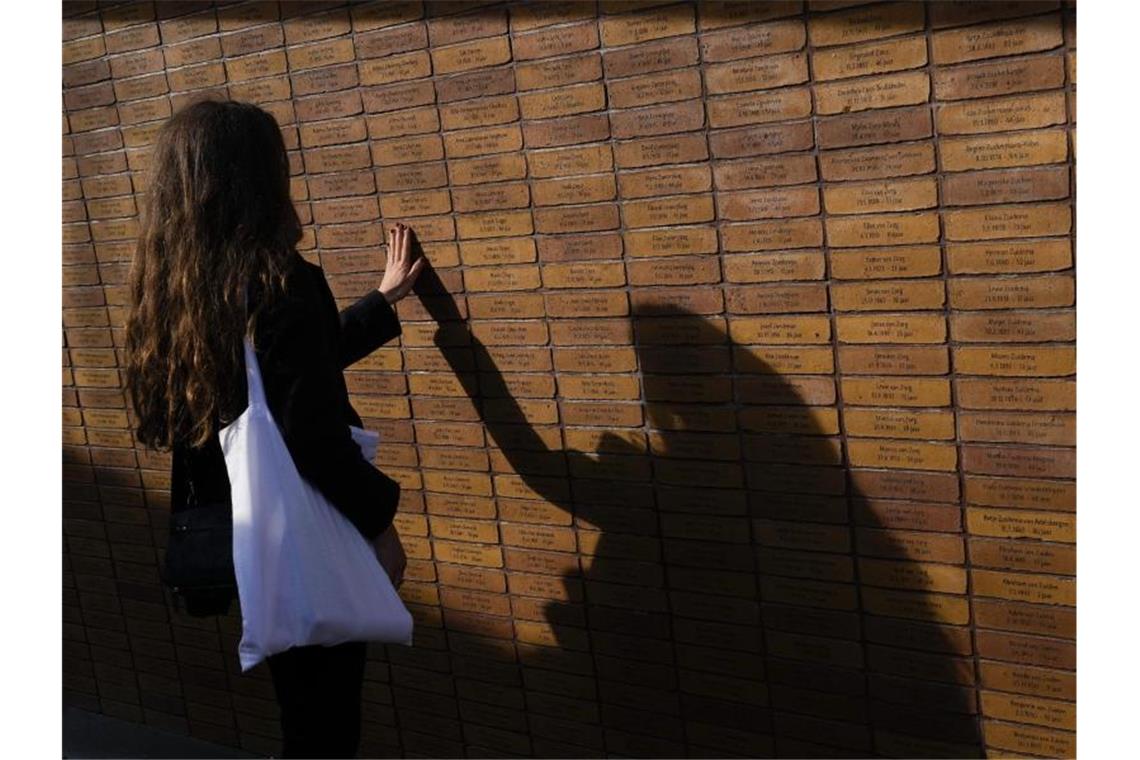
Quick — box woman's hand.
[378,222,425,305]
[373,523,407,589]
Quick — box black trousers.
[266,640,368,759]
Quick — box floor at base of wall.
[63,706,259,759]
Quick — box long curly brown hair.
[125,99,302,450]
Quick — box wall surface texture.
[62,1,1077,757]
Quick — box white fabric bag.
[220,338,414,672]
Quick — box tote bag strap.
[241,337,268,409]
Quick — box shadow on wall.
[416,261,983,759]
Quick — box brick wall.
[62,1,1077,757]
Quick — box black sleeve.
[253,264,401,541]
[338,288,402,368]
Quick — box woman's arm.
[255,263,401,541]
[338,290,400,369]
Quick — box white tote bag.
[220,338,414,672]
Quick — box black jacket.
[170,253,403,543]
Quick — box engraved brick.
[618,165,710,199]
[431,36,512,75]
[707,88,812,129]
[608,69,702,109]
[953,346,1075,377]
[813,34,928,81]
[967,508,1074,542]
[842,377,951,407]
[106,23,160,55]
[287,37,356,71]
[534,204,619,234]
[723,218,824,252]
[627,257,725,291]
[960,411,1074,445]
[718,186,820,221]
[726,283,828,314]
[449,154,528,186]
[513,20,598,61]
[112,74,168,104]
[728,316,831,345]
[532,175,615,207]
[820,142,935,182]
[220,25,282,58]
[439,95,517,131]
[818,105,932,149]
[457,210,534,240]
[830,245,942,280]
[808,3,925,48]
[962,444,1075,479]
[957,378,1071,412]
[221,50,285,82]
[942,165,1069,205]
[824,177,937,215]
[723,251,825,282]
[947,239,1072,275]
[372,134,446,166]
[299,117,367,149]
[63,36,106,65]
[435,67,515,103]
[816,71,930,115]
[600,5,695,47]
[943,202,1071,241]
[615,134,708,168]
[362,80,436,113]
[359,50,432,86]
[933,55,1065,101]
[523,113,610,149]
[948,276,1074,310]
[714,154,818,189]
[943,133,1068,179]
[936,92,1066,135]
[516,53,603,91]
[931,14,1063,65]
[519,83,606,120]
[700,18,805,63]
[952,311,1074,344]
[826,212,940,247]
[706,51,809,94]
[611,100,704,139]
[929,2,1061,30]
[699,1,803,31]
[624,227,717,259]
[511,2,595,33]
[845,409,955,440]
[832,280,945,312]
[625,195,715,228]
[368,106,440,139]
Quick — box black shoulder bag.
[159,468,238,617]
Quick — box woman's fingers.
[397,223,409,261]
[384,223,420,291]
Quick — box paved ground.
[62,706,259,759]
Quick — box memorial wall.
[62,1,1077,757]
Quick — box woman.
[124,99,424,758]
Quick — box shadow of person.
[412,259,983,759]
